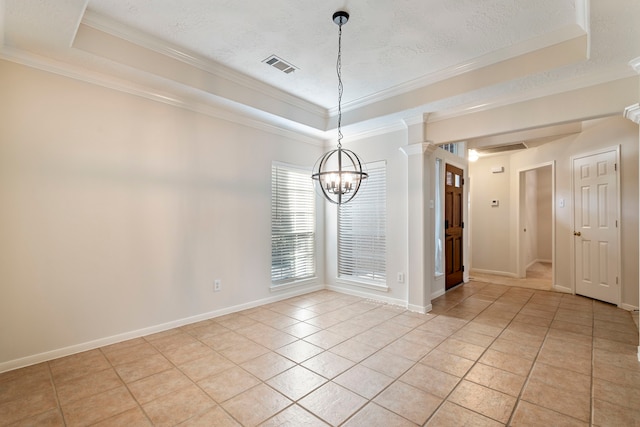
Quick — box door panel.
[445,164,464,290]
[573,150,619,304]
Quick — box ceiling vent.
[263,55,298,74]
[477,142,528,155]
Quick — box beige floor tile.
[419,349,474,377]
[61,386,138,427]
[351,329,397,349]
[276,340,324,363]
[114,353,173,384]
[593,359,640,388]
[223,384,292,426]
[436,337,486,361]
[426,401,504,427]
[0,364,52,405]
[389,312,432,328]
[92,407,151,426]
[49,349,111,384]
[128,367,192,404]
[186,321,231,341]
[301,351,355,379]
[267,366,327,401]
[400,363,460,398]
[521,378,590,421]
[448,380,516,424]
[479,350,536,378]
[197,366,261,403]
[5,408,66,427]
[299,382,367,426]
[245,329,298,350]
[528,362,591,392]
[281,321,322,338]
[550,319,593,336]
[510,401,588,427]
[0,390,58,426]
[359,350,414,379]
[259,404,328,426]
[163,340,217,365]
[465,363,526,397]
[593,377,640,409]
[303,330,348,349]
[178,405,241,426]
[383,338,433,361]
[451,328,496,347]
[536,346,591,375]
[142,383,215,426]
[459,321,504,338]
[489,337,540,360]
[178,352,235,382]
[403,329,448,348]
[343,402,417,427]
[218,340,270,364]
[200,330,251,351]
[329,338,378,363]
[241,351,296,381]
[373,381,442,425]
[592,398,640,427]
[102,342,159,366]
[334,365,394,399]
[55,368,123,405]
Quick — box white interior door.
[573,149,619,305]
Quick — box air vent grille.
[263,55,298,74]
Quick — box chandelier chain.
[336,21,343,149]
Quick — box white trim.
[326,284,404,307]
[619,303,639,312]
[407,303,433,314]
[0,284,323,374]
[81,10,326,119]
[629,57,640,74]
[470,269,518,278]
[270,277,319,292]
[552,285,573,294]
[516,161,556,283]
[624,104,640,125]
[336,278,389,292]
[0,47,326,147]
[431,288,446,300]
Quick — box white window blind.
[338,161,386,283]
[271,163,316,285]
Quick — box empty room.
[1,1,639,426]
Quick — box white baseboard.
[327,284,407,308]
[619,303,639,311]
[552,285,572,294]
[431,288,446,299]
[470,268,518,278]
[0,284,323,374]
[407,303,433,314]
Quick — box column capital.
[624,103,640,124]
[400,142,439,157]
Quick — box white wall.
[536,166,553,262]
[469,117,639,308]
[0,60,325,370]
[324,129,410,306]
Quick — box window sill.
[270,277,317,292]
[336,278,389,292]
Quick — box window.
[271,163,315,285]
[338,161,386,284]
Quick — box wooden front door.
[573,149,619,304]
[445,164,464,290]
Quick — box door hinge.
[615,163,617,171]
[462,265,465,272]
[462,222,465,229]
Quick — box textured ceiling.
[2,0,639,138]
[84,0,577,109]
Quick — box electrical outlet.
[214,279,221,292]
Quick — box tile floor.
[1,281,639,426]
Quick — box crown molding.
[0,46,326,146]
[427,66,637,123]
[624,104,640,124]
[335,24,588,115]
[81,10,328,120]
[630,57,640,74]
[400,142,437,157]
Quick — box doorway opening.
[518,163,554,290]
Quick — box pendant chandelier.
[312,11,368,205]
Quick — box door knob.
[574,231,582,236]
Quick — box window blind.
[338,161,386,283]
[271,164,316,284]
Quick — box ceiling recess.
[477,142,528,155]
[263,55,298,74]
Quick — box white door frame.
[516,161,556,284]
[570,145,622,305]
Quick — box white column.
[400,142,439,313]
[623,56,640,362]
